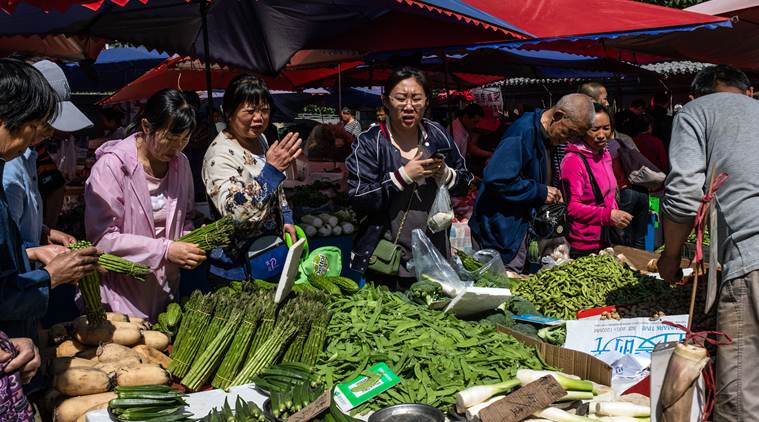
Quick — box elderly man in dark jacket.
[470,93,594,272]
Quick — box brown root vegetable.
[76,347,98,360]
[75,320,142,347]
[55,367,112,396]
[75,401,111,422]
[52,357,96,374]
[55,392,116,422]
[56,340,89,358]
[96,343,141,363]
[94,358,141,375]
[132,345,172,369]
[116,364,170,387]
[128,316,147,326]
[105,312,129,322]
[139,330,170,351]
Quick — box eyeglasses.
[389,95,426,108]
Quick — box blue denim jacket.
[2,148,43,247]
[0,159,50,336]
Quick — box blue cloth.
[0,159,51,337]
[2,148,43,248]
[469,110,550,265]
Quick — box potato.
[139,330,170,351]
[75,320,142,347]
[55,392,116,422]
[116,364,170,387]
[132,345,172,369]
[56,340,89,358]
[52,357,95,374]
[55,367,112,396]
[96,343,140,363]
[105,312,129,322]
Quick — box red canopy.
[99,57,366,105]
[466,0,726,39]
[0,34,105,59]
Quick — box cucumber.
[327,276,359,293]
[307,274,341,295]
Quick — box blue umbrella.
[63,46,168,93]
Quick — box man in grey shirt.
[340,107,362,138]
[657,65,758,421]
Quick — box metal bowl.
[368,404,445,422]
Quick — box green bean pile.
[512,254,666,320]
[314,285,545,412]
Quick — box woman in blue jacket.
[346,67,472,287]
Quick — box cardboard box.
[612,246,690,272]
[497,326,612,386]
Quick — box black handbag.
[532,202,568,239]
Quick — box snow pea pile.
[314,285,546,412]
[512,254,667,320]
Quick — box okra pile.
[197,396,266,422]
[314,284,546,412]
[512,254,671,319]
[108,385,191,421]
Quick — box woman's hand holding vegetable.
[283,224,297,243]
[48,229,76,246]
[403,151,441,182]
[545,186,563,204]
[45,247,102,288]
[610,210,633,229]
[2,338,40,384]
[266,132,303,172]
[168,241,206,270]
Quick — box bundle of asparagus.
[69,240,106,323]
[177,216,235,251]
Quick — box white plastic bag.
[427,183,453,233]
[411,229,470,296]
[55,137,78,181]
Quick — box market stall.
[35,211,717,422]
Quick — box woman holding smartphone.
[346,67,472,288]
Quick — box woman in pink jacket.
[85,90,206,320]
[560,104,632,258]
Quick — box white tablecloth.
[85,383,268,421]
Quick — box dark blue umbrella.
[63,46,168,93]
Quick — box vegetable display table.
[84,384,267,421]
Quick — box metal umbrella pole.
[200,0,215,129]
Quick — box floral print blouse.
[202,131,293,240]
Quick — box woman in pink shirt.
[561,104,633,258]
[85,90,206,320]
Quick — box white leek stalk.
[598,417,651,422]
[533,407,598,421]
[465,395,505,421]
[556,391,595,402]
[594,402,650,417]
[455,378,520,413]
[517,369,595,393]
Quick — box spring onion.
[557,391,595,402]
[517,369,596,393]
[465,396,506,421]
[594,402,650,417]
[533,407,597,422]
[455,378,520,412]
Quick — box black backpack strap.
[567,151,604,206]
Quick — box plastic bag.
[451,249,506,283]
[295,246,342,284]
[411,229,470,296]
[427,183,453,233]
[55,137,78,181]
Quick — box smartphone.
[432,147,452,160]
